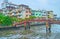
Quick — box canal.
[0,24,60,39]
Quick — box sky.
[0,0,60,17]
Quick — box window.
[19,15,21,16]
[48,12,50,14]
[29,11,31,13]
[44,12,46,13]
[26,15,28,17]
[32,14,34,15]
[39,14,41,15]
[26,11,28,13]
[19,11,21,13]
[36,14,38,15]
[48,15,50,18]
[14,12,16,14]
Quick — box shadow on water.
[0,24,60,39]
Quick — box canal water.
[0,24,60,39]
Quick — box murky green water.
[0,24,60,39]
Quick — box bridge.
[15,18,60,25]
[14,18,60,33]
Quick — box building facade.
[0,9,3,13]
[6,4,31,19]
[1,0,55,19]
[31,10,42,18]
[46,11,54,19]
[1,0,31,19]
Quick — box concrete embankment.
[0,23,46,30]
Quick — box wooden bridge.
[14,18,60,33]
[14,18,60,25]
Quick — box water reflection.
[0,24,60,39]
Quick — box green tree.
[22,16,36,21]
[0,13,4,24]
[11,17,17,22]
[11,17,24,22]
[29,16,36,20]
[2,16,12,26]
[0,13,12,26]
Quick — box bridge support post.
[26,21,30,30]
[49,24,51,33]
[24,21,30,30]
[24,22,27,30]
[46,21,51,33]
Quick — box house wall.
[31,10,42,18]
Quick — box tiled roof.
[19,4,29,8]
[6,6,16,9]
[0,9,3,11]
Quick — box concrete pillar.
[24,21,27,30]
[26,21,30,30]
[24,21,30,30]
[49,24,51,33]
[46,21,51,33]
